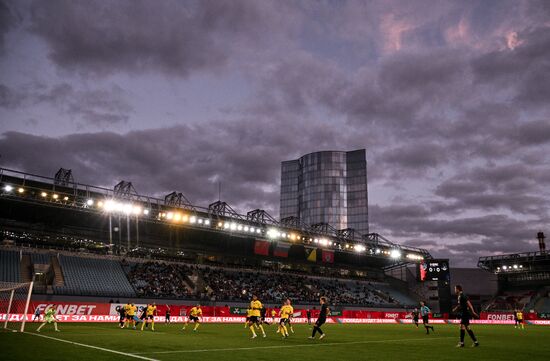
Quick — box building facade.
[280,149,369,235]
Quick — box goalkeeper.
[37,306,60,332]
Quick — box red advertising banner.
[321,250,334,263]
[254,240,270,256]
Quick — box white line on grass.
[24,332,160,361]
[136,336,455,355]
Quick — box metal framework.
[337,228,356,240]
[54,168,74,187]
[113,181,138,199]
[208,201,244,220]
[478,251,550,272]
[164,192,196,211]
[246,209,278,225]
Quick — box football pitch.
[1,323,549,361]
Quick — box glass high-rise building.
[280,149,369,235]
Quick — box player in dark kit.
[309,297,330,340]
[306,309,312,325]
[453,284,479,348]
[165,306,171,324]
[411,308,419,328]
[116,305,126,328]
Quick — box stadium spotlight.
[237,224,243,231]
[375,248,381,254]
[204,219,210,226]
[86,199,94,206]
[166,212,174,220]
[17,187,24,194]
[223,222,230,229]
[3,185,13,192]
[513,264,518,269]
[97,201,104,208]
[63,196,69,201]
[502,265,507,270]
[104,200,115,212]
[132,206,141,215]
[143,209,149,215]
[217,222,223,227]
[244,226,249,232]
[256,228,261,234]
[173,213,182,222]
[267,228,278,239]
[52,194,59,200]
[182,214,189,222]
[230,223,237,231]
[390,249,402,259]
[519,265,523,268]
[122,203,132,214]
[190,216,197,223]
[41,191,47,197]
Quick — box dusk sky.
[1,0,549,266]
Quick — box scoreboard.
[418,259,450,281]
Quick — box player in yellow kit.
[245,307,253,328]
[182,304,202,331]
[248,295,266,339]
[278,299,293,338]
[515,309,525,330]
[123,303,138,329]
[141,303,157,331]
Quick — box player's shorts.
[517,319,524,324]
[413,317,419,323]
[146,314,154,320]
[315,318,326,327]
[140,313,147,320]
[189,315,199,322]
[422,315,429,324]
[126,314,133,320]
[45,316,55,323]
[279,318,288,325]
[249,316,259,324]
[285,318,292,325]
[460,315,470,326]
[165,315,170,320]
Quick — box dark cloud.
[0,83,24,108]
[29,0,296,76]
[0,0,19,54]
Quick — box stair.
[51,255,65,286]
[20,254,32,282]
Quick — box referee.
[309,297,329,340]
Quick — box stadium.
[1,165,549,361]
[2,1,550,360]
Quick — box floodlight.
[190,216,197,223]
[267,229,278,238]
[86,199,94,206]
[204,220,210,226]
[52,194,59,199]
[3,185,13,192]
[18,187,24,193]
[41,192,47,197]
[390,249,402,259]
[143,209,149,215]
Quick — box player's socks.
[290,326,294,333]
[250,325,257,338]
[141,322,145,331]
[466,329,477,342]
[151,321,155,331]
[311,326,318,337]
[193,323,200,331]
[460,329,465,343]
[259,324,266,336]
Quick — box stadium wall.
[2,300,550,325]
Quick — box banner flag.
[274,242,291,258]
[254,240,270,256]
[322,250,334,263]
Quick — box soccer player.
[123,302,132,328]
[245,307,252,329]
[306,309,312,325]
[139,305,148,327]
[182,304,202,331]
[36,305,60,332]
[165,306,171,324]
[33,307,41,322]
[411,308,419,328]
[116,305,126,328]
[420,302,434,334]
[126,303,139,329]
[278,299,293,338]
[248,295,266,339]
[141,303,157,331]
[516,309,525,330]
[309,297,329,340]
[453,284,479,348]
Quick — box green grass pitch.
[1,322,549,361]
